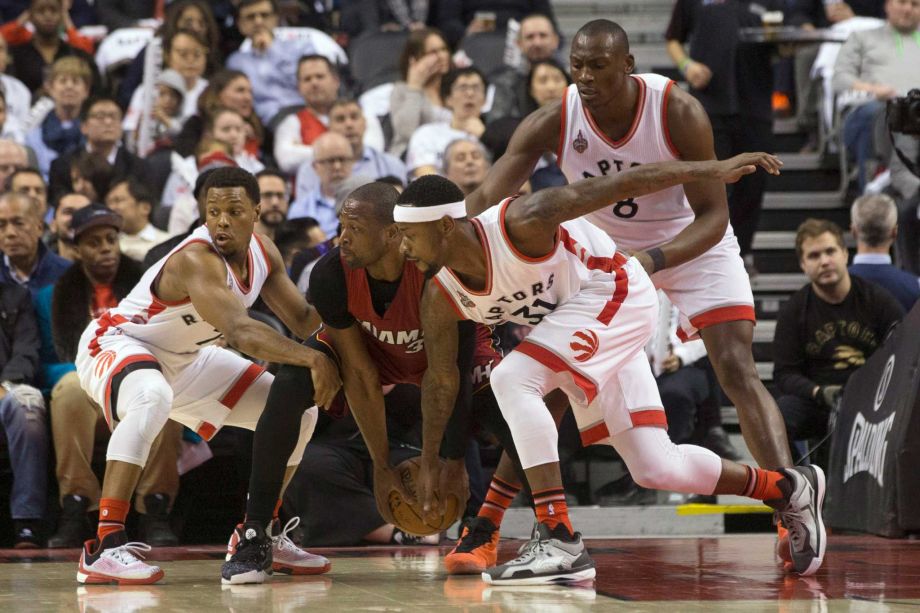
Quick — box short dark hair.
[113,178,157,209]
[70,151,115,200]
[329,97,360,114]
[297,54,337,78]
[795,218,846,261]
[275,217,320,255]
[344,181,399,224]
[79,95,122,122]
[202,167,260,206]
[255,168,287,184]
[440,66,487,101]
[236,0,277,17]
[397,175,465,210]
[4,168,44,192]
[574,19,630,53]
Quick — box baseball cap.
[70,203,123,241]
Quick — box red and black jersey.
[309,247,501,387]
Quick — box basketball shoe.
[221,522,272,585]
[271,517,331,575]
[481,523,595,585]
[445,517,500,574]
[225,517,331,575]
[766,465,826,576]
[77,531,164,585]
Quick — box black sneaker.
[390,528,439,546]
[221,522,272,585]
[701,426,742,461]
[13,519,42,549]
[49,495,92,548]
[139,494,179,547]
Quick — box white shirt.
[120,223,172,262]
[405,123,476,174]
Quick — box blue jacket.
[0,242,72,298]
[849,259,920,312]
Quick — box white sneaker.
[270,517,331,575]
[769,465,827,576]
[76,531,164,585]
[481,523,595,585]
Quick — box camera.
[887,89,920,135]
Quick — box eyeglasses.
[314,156,354,166]
[88,111,121,122]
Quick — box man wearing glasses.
[288,131,357,236]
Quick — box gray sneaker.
[482,523,595,585]
[769,465,826,576]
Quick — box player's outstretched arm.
[464,102,559,217]
[417,279,462,513]
[257,234,322,340]
[175,248,341,406]
[504,151,781,253]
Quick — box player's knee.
[120,376,173,444]
[489,359,524,402]
[710,346,757,386]
[630,458,679,491]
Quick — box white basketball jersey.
[558,75,729,252]
[434,198,627,327]
[103,225,272,354]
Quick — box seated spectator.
[294,98,406,196]
[340,0,428,40]
[488,13,563,121]
[165,107,264,234]
[289,131,359,236]
[0,36,32,125]
[50,96,145,205]
[255,169,290,241]
[105,179,171,263]
[48,192,90,260]
[0,278,46,547]
[273,54,341,175]
[143,169,215,270]
[275,217,327,269]
[227,0,324,125]
[123,29,211,143]
[24,56,91,180]
[116,0,221,110]
[405,66,488,177]
[46,202,182,549]
[128,69,188,154]
[774,219,904,466]
[7,168,48,221]
[68,151,115,203]
[435,0,559,47]
[173,69,264,159]
[849,193,920,311]
[0,192,70,294]
[831,0,920,190]
[388,27,453,158]
[0,139,27,187]
[3,0,97,94]
[442,138,490,195]
[0,89,24,143]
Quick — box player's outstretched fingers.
[417,456,441,516]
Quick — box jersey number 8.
[612,197,638,219]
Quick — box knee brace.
[490,353,560,470]
[287,406,318,467]
[106,369,173,466]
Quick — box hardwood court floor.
[0,534,918,611]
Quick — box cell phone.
[473,11,497,31]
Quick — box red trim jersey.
[557,75,730,252]
[433,198,628,327]
[99,225,273,354]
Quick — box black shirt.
[773,275,904,400]
[665,0,781,120]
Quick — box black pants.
[658,365,711,444]
[777,394,832,467]
[710,113,774,256]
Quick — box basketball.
[377,457,469,536]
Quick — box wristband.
[647,247,666,273]
[678,57,691,74]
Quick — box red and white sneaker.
[77,531,164,585]
[270,517,331,575]
[226,517,331,575]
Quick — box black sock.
[245,364,315,525]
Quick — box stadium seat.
[349,31,408,93]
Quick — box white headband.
[393,200,467,223]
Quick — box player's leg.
[79,365,173,585]
[481,350,595,585]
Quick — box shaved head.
[574,19,629,53]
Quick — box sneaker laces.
[272,516,301,553]
[231,530,271,563]
[456,519,496,553]
[104,542,153,566]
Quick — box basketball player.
[74,167,341,585]
[463,18,798,562]
[232,181,533,573]
[398,159,824,584]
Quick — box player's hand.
[715,152,783,183]
[373,463,410,524]
[251,28,273,51]
[417,455,441,520]
[438,457,466,504]
[663,353,682,373]
[309,352,342,409]
[684,61,712,90]
[406,53,441,89]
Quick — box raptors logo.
[94,350,117,377]
[570,329,599,362]
[573,129,588,154]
